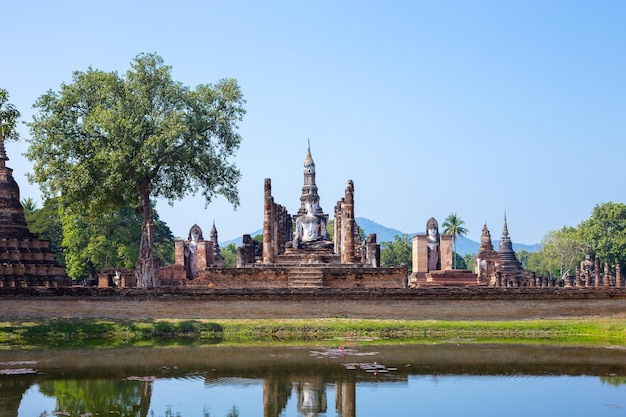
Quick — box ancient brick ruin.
[178,143,405,289]
[409,217,478,287]
[473,216,536,287]
[0,140,69,287]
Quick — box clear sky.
[2,1,625,245]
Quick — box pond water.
[3,343,626,417]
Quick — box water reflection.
[2,343,626,417]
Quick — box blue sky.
[2,1,625,244]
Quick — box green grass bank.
[1,318,625,348]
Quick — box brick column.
[342,180,355,263]
[334,201,342,256]
[263,178,274,264]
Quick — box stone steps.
[288,267,324,289]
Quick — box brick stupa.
[0,139,69,287]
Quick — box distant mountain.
[221,217,540,256]
[223,228,262,247]
[354,218,405,243]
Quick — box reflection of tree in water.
[37,379,151,417]
[599,376,626,387]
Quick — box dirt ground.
[1,297,626,321]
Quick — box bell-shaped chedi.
[498,213,523,274]
[0,138,69,287]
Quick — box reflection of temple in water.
[262,376,356,417]
[5,343,626,417]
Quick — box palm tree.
[21,197,38,214]
[442,212,469,269]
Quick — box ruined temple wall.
[183,266,407,289]
[262,178,291,264]
[323,267,407,289]
[188,267,290,289]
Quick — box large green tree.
[442,212,468,269]
[27,53,245,287]
[578,202,626,267]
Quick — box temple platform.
[276,247,341,265]
[409,270,484,288]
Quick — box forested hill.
[223,217,540,256]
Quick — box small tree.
[463,253,476,272]
[221,242,238,268]
[27,53,245,287]
[542,226,585,279]
[442,213,468,269]
[380,234,412,271]
[23,197,65,265]
[0,88,20,143]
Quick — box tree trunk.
[136,189,159,288]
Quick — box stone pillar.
[196,241,213,270]
[412,235,428,273]
[174,240,185,266]
[341,180,355,263]
[440,235,453,270]
[278,205,290,254]
[334,201,342,256]
[616,263,624,287]
[603,261,611,287]
[263,178,274,264]
[594,258,601,288]
[575,266,581,287]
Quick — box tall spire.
[297,140,322,216]
[303,138,314,174]
[502,211,509,238]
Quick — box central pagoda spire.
[297,139,323,216]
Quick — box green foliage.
[380,234,412,271]
[525,249,559,278]
[26,53,245,287]
[442,213,469,269]
[21,197,37,212]
[38,379,147,416]
[0,88,21,142]
[3,318,626,347]
[463,253,476,272]
[542,226,585,279]
[578,202,626,266]
[23,197,65,265]
[516,249,530,268]
[60,202,174,280]
[222,242,238,268]
[454,253,467,269]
